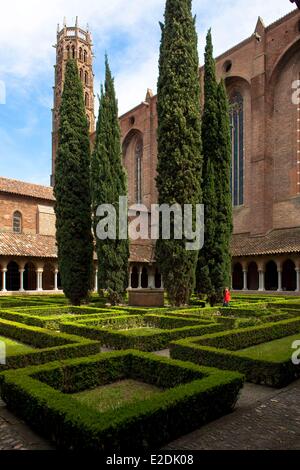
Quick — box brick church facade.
[1,8,300,294]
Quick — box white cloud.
[0,0,296,114]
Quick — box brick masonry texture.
[116,9,300,238]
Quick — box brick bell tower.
[51,17,95,186]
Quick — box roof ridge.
[0,176,52,190]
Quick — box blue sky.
[0,0,295,186]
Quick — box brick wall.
[0,192,55,236]
[118,9,300,238]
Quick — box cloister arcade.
[0,257,163,295]
[232,257,300,293]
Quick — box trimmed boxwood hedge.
[60,315,224,352]
[0,307,128,330]
[0,319,100,370]
[0,350,244,451]
[170,316,300,388]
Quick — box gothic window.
[85,71,88,85]
[79,69,83,81]
[135,138,143,204]
[66,46,70,58]
[13,211,22,234]
[84,50,88,63]
[85,92,89,107]
[72,45,75,59]
[79,48,83,61]
[230,92,244,206]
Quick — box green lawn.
[72,379,162,412]
[238,334,300,362]
[118,327,165,336]
[0,335,35,356]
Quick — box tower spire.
[51,21,95,186]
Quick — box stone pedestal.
[128,289,165,307]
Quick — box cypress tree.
[54,60,94,306]
[196,29,219,299]
[156,0,202,306]
[215,79,233,291]
[91,56,129,305]
[196,31,233,303]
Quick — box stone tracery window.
[135,138,143,204]
[230,92,244,206]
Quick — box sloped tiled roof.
[0,232,57,258]
[129,242,156,263]
[0,177,54,201]
[1,228,299,261]
[231,227,300,257]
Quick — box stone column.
[277,269,283,292]
[258,269,265,292]
[296,268,300,293]
[242,269,248,291]
[36,269,43,292]
[19,269,25,292]
[94,270,98,293]
[1,268,7,292]
[138,266,142,289]
[54,269,59,291]
[128,267,132,289]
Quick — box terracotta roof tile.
[129,242,156,263]
[1,228,299,261]
[231,227,300,257]
[0,177,54,201]
[0,232,57,258]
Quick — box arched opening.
[13,211,22,233]
[155,269,162,289]
[84,71,88,85]
[84,50,87,63]
[232,263,243,290]
[71,45,75,59]
[57,272,62,290]
[79,69,83,81]
[282,260,297,291]
[24,262,36,291]
[141,267,148,289]
[79,48,83,61]
[265,261,278,291]
[247,262,259,290]
[43,263,55,290]
[7,261,20,291]
[122,130,144,206]
[131,266,138,289]
[85,92,89,107]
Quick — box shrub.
[60,315,224,352]
[0,319,100,371]
[0,350,243,451]
[170,316,300,388]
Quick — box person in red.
[223,288,231,307]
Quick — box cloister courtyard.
[0,293,299,450]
